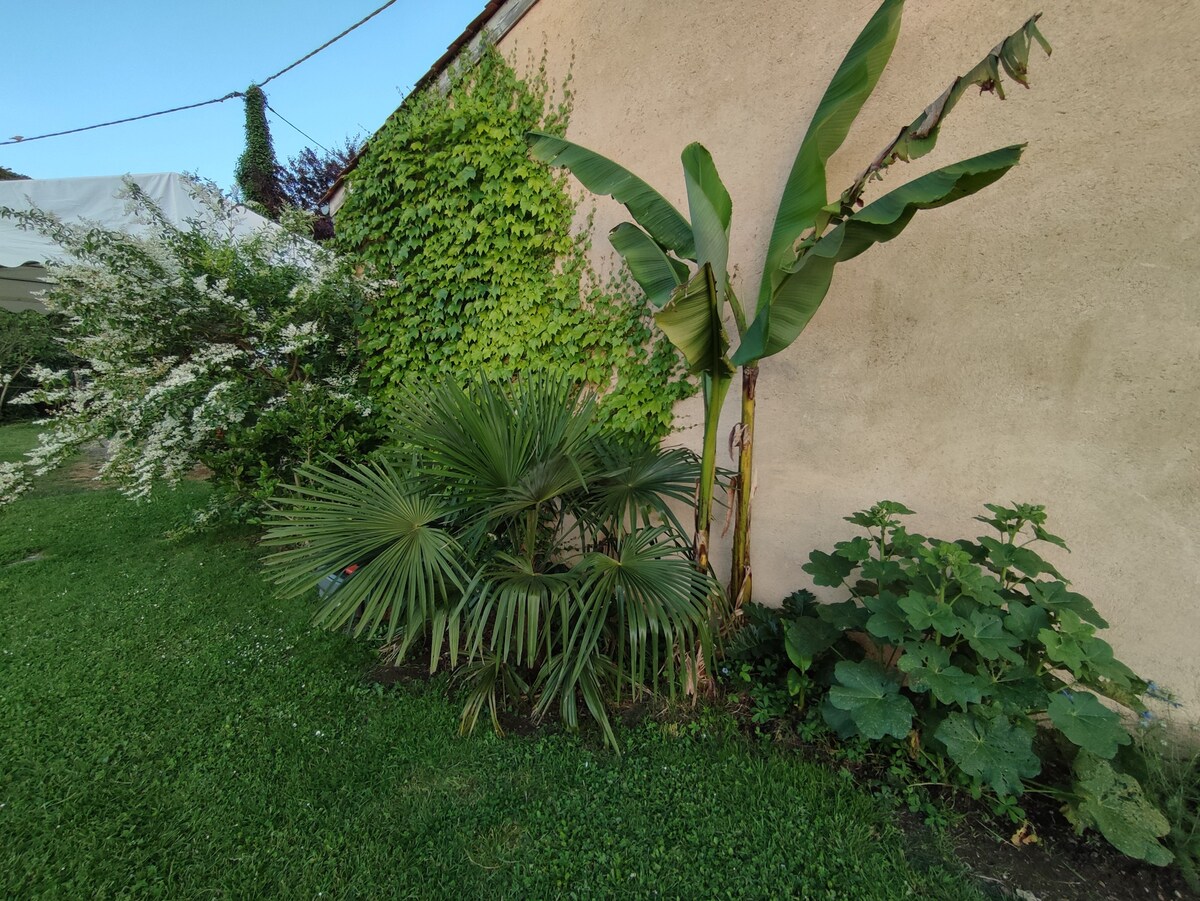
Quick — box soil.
[948,792,1197,901]
[58,442,212,488]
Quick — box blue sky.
[2,0,485,187]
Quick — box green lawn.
[0,428,983,899]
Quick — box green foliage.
[336,49,689,443]
[0,459,984,900]
[235,84,284,218]
[0,310,73,419]
[732,500,1175,865]
[0,165,29,181]
[530,3,1051,597]
[263,375,715,748]
[828,660,915,740]
[1066,752,1173,866]
[1126,707,1200,890]
[0,179,380,517]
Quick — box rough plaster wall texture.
[500,0,1200,707]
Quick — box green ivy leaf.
[887,526,926,557]
[860,557,906,588]
[978,536,1064,580]
[981,665,1046,713]
[935,712,1041,797]
[834,536,874,562]
[1067,753,1173,866]
[1033,523,1069,550]
[820,696,859,739]
[1027,581,1108,628]
[828,660,915,740]
[1004,600,1050,641]
[1047,691,1131,758]
[898,643,983,707]
[1078,638,1142,690]
[1039,610,1110,674]
[815,599,870,631]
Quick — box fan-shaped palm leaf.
[261,457,466,667]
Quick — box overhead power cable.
[265,103,331,154]
[257,0,399,88]
[1,92,244,147]
[1,0,400,148]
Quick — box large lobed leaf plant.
[732,501,1174,865]
[262,375,718,748]
[528,0,1051,611]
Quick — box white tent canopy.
[0,173,274,312]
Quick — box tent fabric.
[0,173,274,311]
[0,265,50,312]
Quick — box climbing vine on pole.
[235,84,284,218]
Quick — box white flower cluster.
[0,177,377,513]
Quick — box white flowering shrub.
[0,180,381,519]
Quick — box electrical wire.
[257,0,399,88]
[1,0,400,148]
[1,92,244,147]
[265,103,331,154]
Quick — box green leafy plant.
[0,178,380,517]
[0,310,73,419]
[529,0,1050,601]
[1122,697,1200,886]
[262,374,717,748]
[336,48,690,444]
[739,501,1173,864]
[235,84,285,218]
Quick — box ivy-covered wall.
[335,49,690,442]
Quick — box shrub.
[730,501,1175,864]
[262,375,717,748]
[0,179,380,518]
[0,310,74,420]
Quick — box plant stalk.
[695,375,724,574]
[730,363,758,608]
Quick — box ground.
[2,423,1194,900]
[0,424,981,900]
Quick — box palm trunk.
[730,363,758,609]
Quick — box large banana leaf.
[527,130,696,259]
[654,263,735,379]
[758,0,905,309]
[837,14,1050,211]
[681,143,732,306]
[735,144,1024,362]
[608,222,688,309]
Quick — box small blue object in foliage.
[317,564,359,599]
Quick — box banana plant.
[528,0,1051,610]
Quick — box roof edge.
[320,0,542,208]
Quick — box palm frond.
[261,457,465,664]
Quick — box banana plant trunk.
[694,373,725,574]
[730,363,757,608]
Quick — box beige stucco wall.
[498,0,1200,707]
